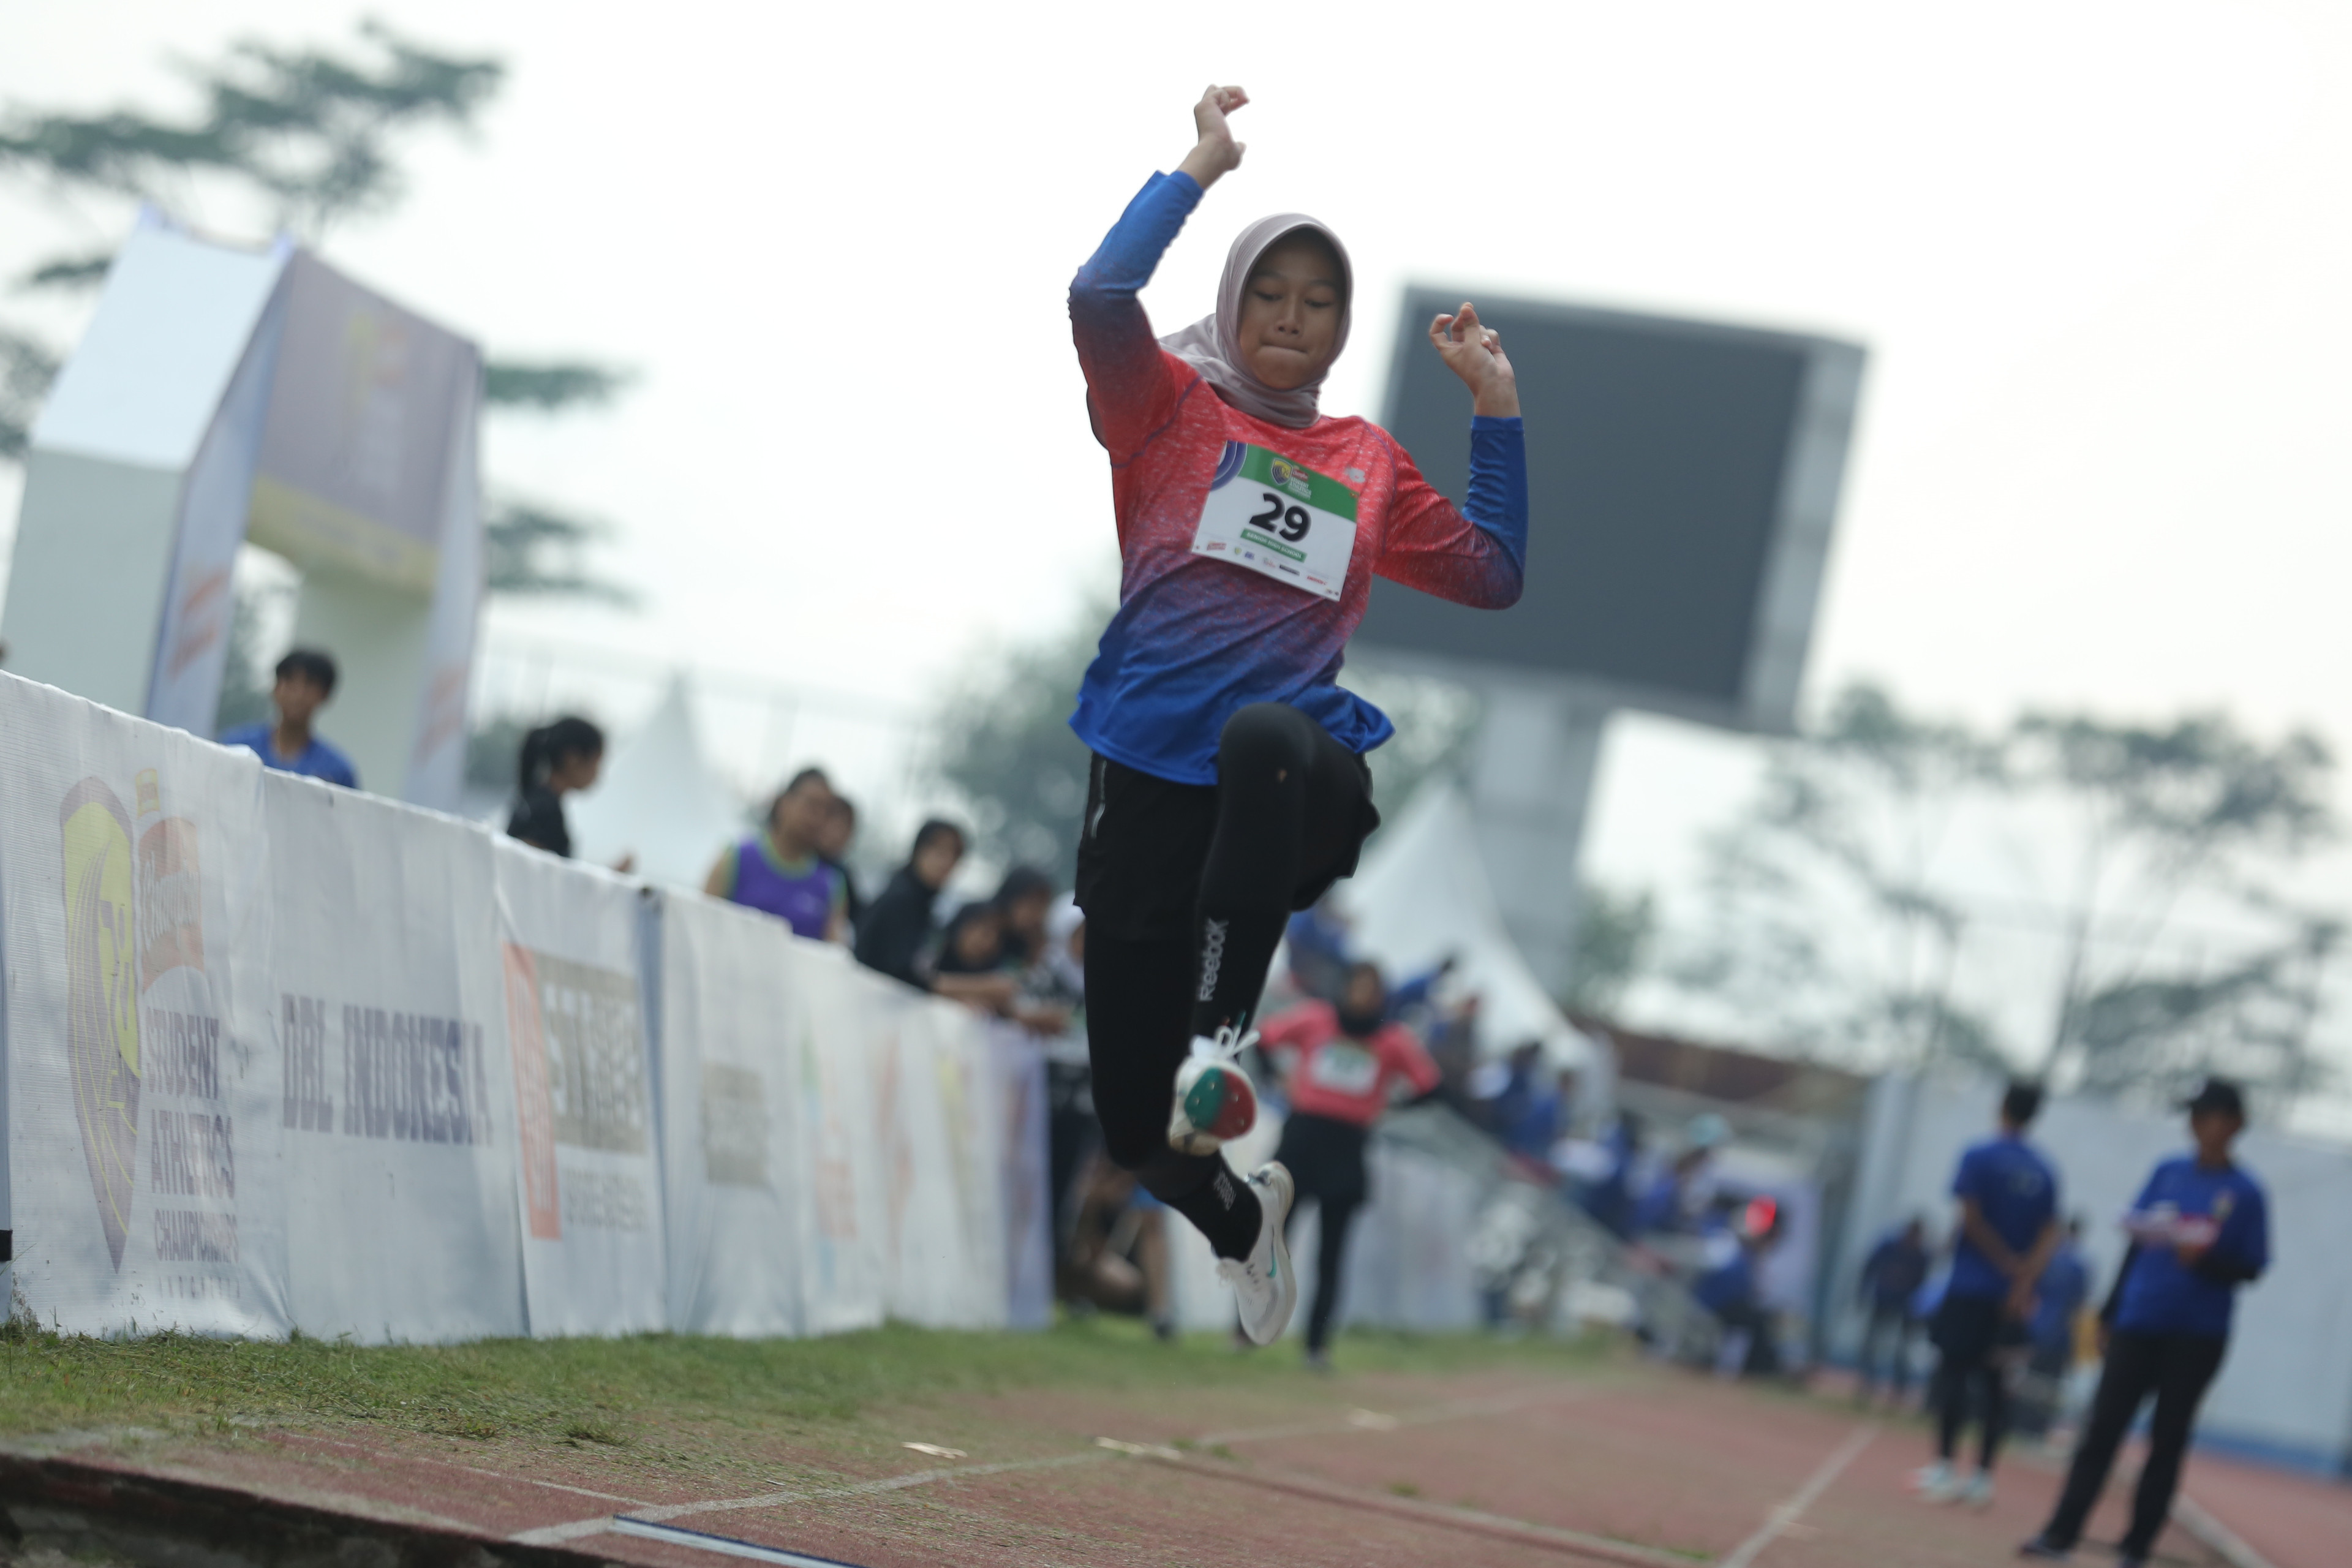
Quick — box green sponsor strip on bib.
[1240,529,1308,561]
[1237,445,1358,519]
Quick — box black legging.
[1274,1112,1370,1352]
[1084,705,1371,1259]
[2037,1329,2226,1559]
[1932,1295,2013,1471]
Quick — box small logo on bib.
[1267,458,1314,501]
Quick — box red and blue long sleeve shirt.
[1068,170,1529,785]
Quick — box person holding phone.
[2019,1079,2269,1568]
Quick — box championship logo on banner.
[1,674,285,1336]
[491,840,665,1335]
[59,776,143,1270]
[655,892,807,1338]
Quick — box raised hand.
[1430,302,1520,418]
[1177,85,1249,190]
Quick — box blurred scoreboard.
[1355,288,1864,733]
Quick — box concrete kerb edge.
[0,1449,624,1568]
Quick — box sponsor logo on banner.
[279,992,493,1144]
[701,1064,769,1189]
[800,1019,861,1284]
[503,945,563,1238]
[873,1032,916,1257]
[502,944,652,1240]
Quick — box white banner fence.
[0,671,1049,1341]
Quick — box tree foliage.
[483,360,631,411]
[929,602,1106,883]
[1563,881,1656,1019]
[484,499,637,605]
[2,23,631,605]
[1673,680,2339,1104]
[0,21,501,241]
[0,329,59,462]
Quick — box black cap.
[2181,1077,2245,1118]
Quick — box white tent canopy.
[1335,781,1601,1077]
[569,676,747,888]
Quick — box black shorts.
[1074,748,1378,943]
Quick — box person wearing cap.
[2019,1078,2270,1568]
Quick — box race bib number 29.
[1191,441,1358,601]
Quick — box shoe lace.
[1193,1024,1262,1062]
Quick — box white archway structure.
[1,211,483,807]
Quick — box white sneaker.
[1217,1162,1297,1346]
[1959,1471,1994,1509]
[1913,1461,1961,1502]
[1168,1026,1262,1155]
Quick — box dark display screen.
[1357,289,1826,711]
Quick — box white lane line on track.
[2173,1494,2281,1568]
[1714,1423,1875,1568]
[1197,1381,1604,1447]
[292,1433,650,1506]
[508,1453,1103,1545]
[1156,1452,1708,1568]
[512,1379,1607,1548]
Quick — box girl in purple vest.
[703,767,848,943]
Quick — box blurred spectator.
[1505,1064,1577,1164]
[1032,897,1098,1255]
[1254,961,1443,1371]
[1472,1040,1544,1149]
[816,792,866,930]
[930,898,1063,1027]
[704,768,848,943]
[1856,1216,1932,1407]
[936,900,1009,976]
[1283,896,1352,1001]
[506,716,606,861]
[1058,1151,1173,1340]
[854,819,966,987]
[1424,991,1484,1110]
[1385,954,1457,1019]
[1632,1113,1730,1238]
[1577,1109,1645,1239]
[1693,1197,1786,1377]
[2016,1216,2090,1440]
[993,865,1057,966]
[219,649,358,788]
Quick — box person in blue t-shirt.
[2021,1079,2269,1568]
[2015,1216,2090,1439]
[1855,1217,1931,1406]
[1918,1080,2060,1509]
[217,649,359,789]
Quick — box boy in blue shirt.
[2020,1079,2269,1568]
[1918,1080,2060,1508]
[217,649,358,789]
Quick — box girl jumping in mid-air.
[1068,85,1529,1343]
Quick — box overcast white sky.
[7,1,2352,1101]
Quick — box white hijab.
[1159,213,1353,430]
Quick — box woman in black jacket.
[854,820,970,986]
